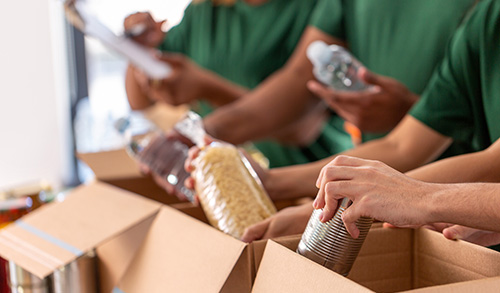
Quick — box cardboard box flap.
[252,240,372,293]
[349,227,414,292]
[117,205,247,293]
[403,277,500,293]
[142,103,188,132]
[77,149,142,180]
[0,182,161,278]
[414,228,500,288]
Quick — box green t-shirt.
[309,0,475,148]
[159,0,354,168]
[411,0,500,155]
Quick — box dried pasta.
[193,142,276,239]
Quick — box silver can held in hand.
[297,198,373,276]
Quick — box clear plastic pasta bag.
[176,112,277,239]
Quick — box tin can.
[6,261,50,293]
[52,250,98,293]
[297,198,373,276]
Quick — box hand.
[423,223,500,247]
[134,53,211,106]
[123,12,166,48]
[184,137,271,195]
[314,156,435,238]
[240,202,314,243]
[307,67,419,133]
[135,131,196,202]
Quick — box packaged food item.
[193,142,276,238]
[297,198,373,276]
[177,112,277,239]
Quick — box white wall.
[0,0,72,190]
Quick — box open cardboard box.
[252,226,500,292]
[113,197,312,293]
[0,182,162,293]
[113,205,255,293]
[77,103,188,206]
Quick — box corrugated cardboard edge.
[252,240,372,293]
[77,149,142,180]
[412,228,500,290]
[96,214,157,293]
[116,206,249,293]
[0,182,162,279]
[401,277,500,293]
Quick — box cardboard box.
[77,103,188,205]
[0,182,162,293]
[252,227,500,292]
[113,205,255,293]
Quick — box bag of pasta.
[176,112,276,239]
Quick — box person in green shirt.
[124,0,346,169]
[201,0,475,158]
[240,0,500,247]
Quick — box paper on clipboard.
[66,1,172,80]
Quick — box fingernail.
[319,211,325,223]
[313,198,318,209]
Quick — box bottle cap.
[307,40,333,66]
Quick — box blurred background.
[0,0,190,192]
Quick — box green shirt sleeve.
[308,0,344,39]
[158,3,195,54]
[409,4,481,143]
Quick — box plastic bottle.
[307,40,372,91]
[123,113,195,202]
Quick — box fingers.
[241,219,270,243]
[358,67,394,91]
[383,222,398,229]
[314,156,373,210]
[442,225,477,241]
[341,205,361,239]
[185,146,201,172]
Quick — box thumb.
[358,67,392,89]
[241,219,270,243]
[442,225,476,241]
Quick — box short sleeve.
[409,4,481,143]
[308,0,344,39]
[158,3,194,53]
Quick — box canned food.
[297,198,373,276]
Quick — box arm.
[406,138,500,183]
[203,26,345,144]
[126,54,249,109]
[313,156,500,238]
[267,115,452,200]
[307,67,420,133]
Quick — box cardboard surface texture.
[116,205,252,293]
[0,182,161,279]
[252,227,500,292]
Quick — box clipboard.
[64,1,172,80]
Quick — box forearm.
[203,65,316,144]
[407,141,500,183]
[429,183,500,232]
[267,116,452,200]
[203,26,342,144]
[267,136,422,200]
[125,65,154,110]
[199,69,249,107]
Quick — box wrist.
[425,183,453,224]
